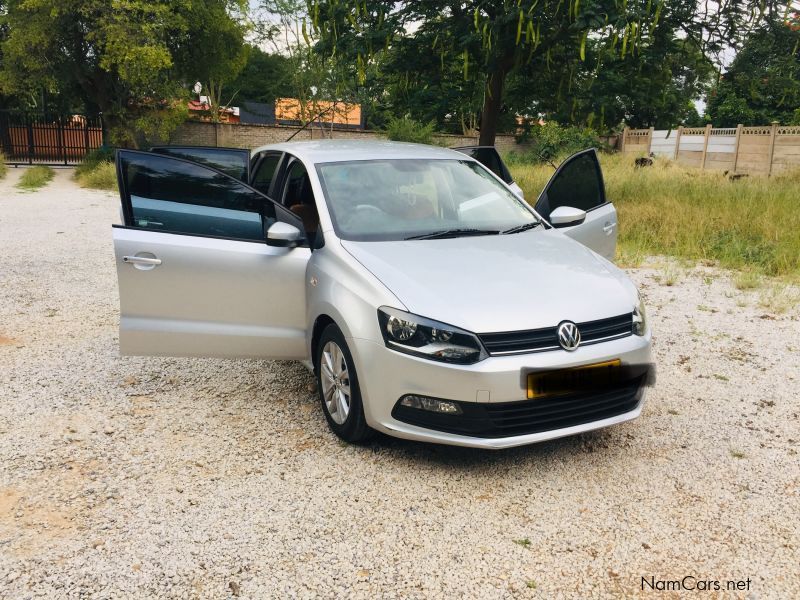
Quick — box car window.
[251,153,282,196]
[316,159,537,241]
[119,151,294,242]
[538,151,605,218]
[149,147,249,182]
[281,160,312,206]
[280,158,321,242]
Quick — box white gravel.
[1,167,798,598]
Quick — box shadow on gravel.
[358,426,625,472]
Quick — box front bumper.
[349,331,652,449]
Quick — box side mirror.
[550,206,586,228]
[266,221,302,248]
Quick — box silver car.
[112,140,651,449]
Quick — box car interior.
[281,160,321,244]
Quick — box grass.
[75,160,117,190]
[734,271,763,290]
[17,165,55,191]
[758,283,800,314]
[658,263,682,286]
[509,153,800,281]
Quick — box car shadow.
[358,426,624,471]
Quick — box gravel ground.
[1,167,798,599]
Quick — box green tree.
[517,33,715,130]
[0,0,248,146]
[305,0,772,144]
[173,1,250,122]
[706,15,800,126]
[228,46,294,104]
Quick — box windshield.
[316,159,538,241]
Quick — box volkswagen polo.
[112,140,651,449]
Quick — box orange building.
[274,98,362,128]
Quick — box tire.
[315,323,373,443]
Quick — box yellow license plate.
[527,359,622,399]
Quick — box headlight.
[377,307,487,364]
[633,292,647,336]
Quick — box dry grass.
[758,284,800,314]
[74,161,117,190]
[17,165,55,191]
[734,271,763,290]
[509,154,800,281]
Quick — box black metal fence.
[0,111,104,165]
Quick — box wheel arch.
[310,314,337,369]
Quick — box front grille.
[478,313,633,355]
[391,377,643,439]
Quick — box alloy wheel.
[320,340,351,425]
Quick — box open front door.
[113,150,309,359]
[535,149,617,260]
[150,146,250,182]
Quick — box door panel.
[113,227,310,358]
[150,146,250,182]
[560,203,617,260]
[535,149,617,259]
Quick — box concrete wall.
[622,124,800,175]
[169,120,529,154]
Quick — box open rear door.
[451,146,524,198]
[534,149,617,260]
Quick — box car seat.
[288,173,319,235]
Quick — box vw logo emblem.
[557,321,581,351]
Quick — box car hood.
[341,230,636,333]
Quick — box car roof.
[251,139,473,164]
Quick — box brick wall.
[169,120,529,153]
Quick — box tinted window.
[120,151,268,241]
[150,147,249,181]
[538,151,605,217]
[282,160,314,208]
[251,153,282,195]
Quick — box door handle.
[122,255,162,266]
[602,221,616,234]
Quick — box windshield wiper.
[502,221,542,235]
[405,228,500,240]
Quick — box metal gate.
[0,111,104,165]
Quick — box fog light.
[400,395,463,415]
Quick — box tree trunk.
[479,69,506,146]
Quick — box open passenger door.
[535,149,617,260]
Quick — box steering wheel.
[353,204,385,217]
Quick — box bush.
[385,116,436,144]
[0,154,7,180]
[506,123,606,165]
[17,165,55,190]
[75,147,115,178]
[75,161,117,190]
